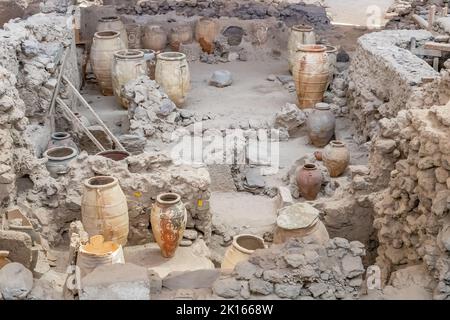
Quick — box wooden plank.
[411,47,442,57]
[412,14,429,29]
[56,97,106,152]
[424,41,450,51]
[428,5,436,30]
[48,48,70,132]
[61,76,126,151]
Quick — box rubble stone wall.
[347,30,441,142]
[212,237,366,300]
[371,104,450,300]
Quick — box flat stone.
[183,229,198,240]
[163,269,220,290]
[0,230,34,269]
[276,75,293,85]
[275,284,301,299]
[249,278,273,295]
[245,168,266,188]
[180,239,193,247]
[212,277,241,298]
[79,263,150,300]
[341,254,365,278]
[308,282,328,297]
[0,262,33,300]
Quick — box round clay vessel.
[169,24,193,51]
[81,176,129,245]
[325,45,338,89]
[287,24,316,73]
[273,203,329,245]
[296,163,323,200]
[47,132,79,153]
[126,23,142,49]
[322,140,350,177]
[306,103,335,147]
[90,31,126,95]
[43,146,78,177]
[221,234,265,271]
[142,25,167,51]
[96,16,128,48]
[155,52,190,107]
[96,150,130,161]
[111,49,148,108]
[314,151,323,161]
[293,44,329,109]
[195,17,219,54]
[151,193,187,258]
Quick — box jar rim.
[43,146,78,161]
[84,176,118,189]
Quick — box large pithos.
[293,44,329,109]
[151,193,187,258]
[112,50,148,109]
[81,176,129,246]
[96,16,128,48]
[90,31,126,96]
[155,52,190,107]
[287,24,316,73]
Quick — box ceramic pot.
[323,140,350,177]
[169,24,193,51]
[150,193,187,258]
[155,52,190,107]
[96,150,130,161]
[221,234,265,271]
[90,31,126,95]
[306,103,335,147]
[142,25,167,51]
[287,24,316,73]
[96,16,128,48]
[76,235,125,277]
[194,17,219,54]
[325,45,338,89]
[0,251,11,269]
[81,176,129,246]
[126,23,142,49]
[293,44,329,109]
[43,146,78,177]
[112,49,148,108]
[296,163,323,200]
[273,203,329,245]
[314,151,323,161]
[47,132,79,153]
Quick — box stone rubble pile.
[212,237,366,300]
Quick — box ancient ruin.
[0,0,449,301]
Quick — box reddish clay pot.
[296,163,323,200]
[314,151,323,161]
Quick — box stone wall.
[212,237,366,300]
[347,30,441,142]
[371,103,450,300]
[102,0,329,27]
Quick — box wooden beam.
[425,41,450,51]
[412,14,429,29]
[48,48,70,132]
[428,5,436,31]
[56,98,106,152]
[61,76,126,151]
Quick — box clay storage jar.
[96,150,130,161]
[306,103,336,147]
[296,163,323,200]
[96,16,128,48]
[125,23,142,49]
[273,203,329,245]
[112,49,148,109]
[287,24,316,73]
[81,176,129,246]
[76,235,125,277]
[293,44,330,109]
[194,17,219,54]
[322,140,350,177]
[325,45,338,89]
[47,132,79,153]
[90,31,126,96]
[150,193,187,258]
[169,24,194,51]
[43,146,78,178]
[142,25,167,51]
[221,234,265,271]
[155,52,190,107]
